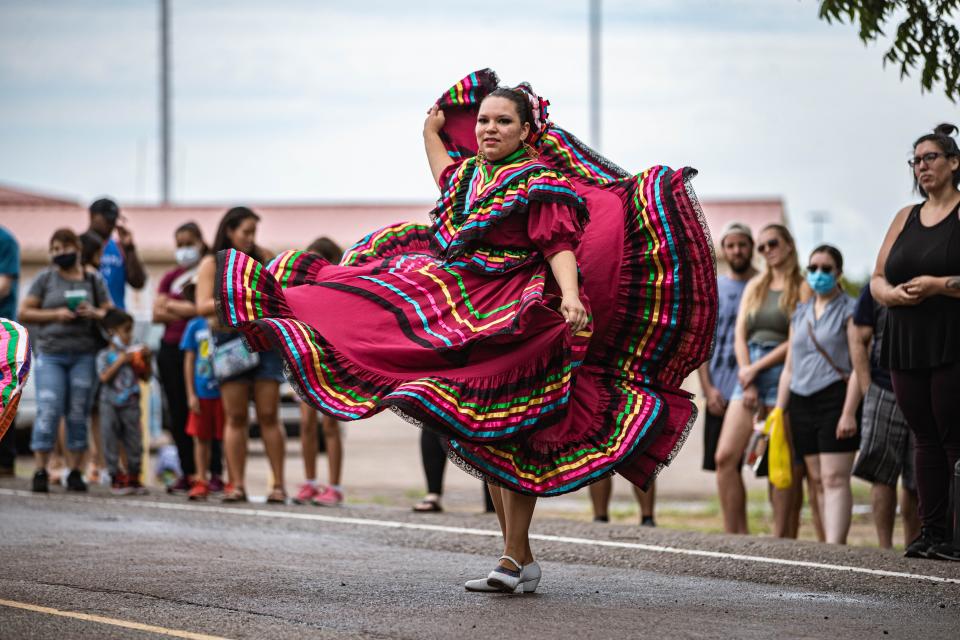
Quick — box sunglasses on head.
[757,238,780,254]
[807,264,834,274]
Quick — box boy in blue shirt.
[180,289,223,501]
[96,309,151,494]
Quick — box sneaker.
[928,542,960,562]
[66,469,87,492]
[32,469,49,493]
[208,475,226,493]
[127,476,148,495]
[111,473,132,496]
[188,480,209,501]
[166,475,191,495]
[293,482,319,505]
[905,527,942,559]
[311,485,343,507]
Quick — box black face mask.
[52,252,78,269]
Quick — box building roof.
[0,183,78,208]
[0,183,786,261]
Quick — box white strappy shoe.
[465,559,542,593]
[465,555,538,593]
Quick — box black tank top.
[882,201,960,370]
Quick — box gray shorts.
[852,382,916,492]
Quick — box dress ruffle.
[0,319,31,440]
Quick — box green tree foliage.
[818,0,960,101]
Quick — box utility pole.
[589,0,601,150]
[160,0,171,205]
[810,210,830,246]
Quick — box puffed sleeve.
[438,161,463,191]
[527,201,585,258]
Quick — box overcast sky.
[0,0,955,276]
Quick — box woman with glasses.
[871,123,960,561]
[774,245,858,545]
[715,224,811,536]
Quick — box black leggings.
[420,430,447,495]
[891,362,960,535]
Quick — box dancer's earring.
[523,141,539,159]
[477,150,487,164]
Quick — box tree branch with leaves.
[819,0,960,101]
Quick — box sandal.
[412,496,442,513]
[266,487,287,504]
[221,484,248,503]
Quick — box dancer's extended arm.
[424,105,453,188]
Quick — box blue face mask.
[807,271,837,295]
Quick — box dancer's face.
[476,97,531,162]
[227,218,257,254]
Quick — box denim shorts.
[730,341,784,408]
[214,332,286,385]
[220,349,285,385]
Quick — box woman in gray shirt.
[775,244,858,544]
[19,228,112,493]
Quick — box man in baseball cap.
[85,197,146,310]
[699,221,756,473]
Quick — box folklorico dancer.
[0,319,31,441]
[214,70,718,592]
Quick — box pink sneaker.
[293,482,319,505]
[311,485,343,507]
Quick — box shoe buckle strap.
[498,555,523,572]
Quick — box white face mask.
[175,245,201,267]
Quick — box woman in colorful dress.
[215,70,717,591]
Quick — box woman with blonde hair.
[715,223,810,535]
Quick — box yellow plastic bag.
[764,407,793,490]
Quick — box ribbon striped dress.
[215,69,717,496]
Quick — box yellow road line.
[0,598,233,640]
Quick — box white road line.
[2,488,958,586]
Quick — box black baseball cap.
[89,197,120,221]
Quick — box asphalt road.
[1,486,958,640]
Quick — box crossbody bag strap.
[806,320,849,382]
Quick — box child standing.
[96,309,150,495]
[180,309,223,500]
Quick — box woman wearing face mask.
[19,228,113,493]
[153,222,214,493]
[212,70,716,591]
[774,245,858,545]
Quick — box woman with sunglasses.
[774,245,858,545]
[715,224,811,536]
[871,123,960,561]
